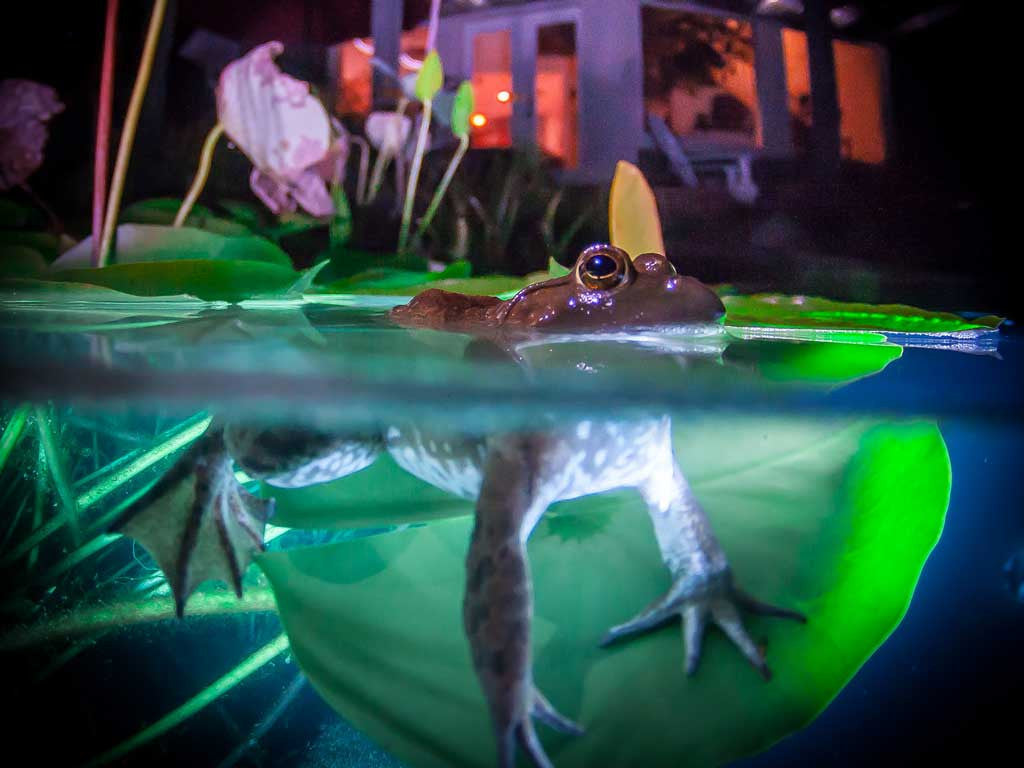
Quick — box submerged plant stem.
[93,0,119,266]
[97,0,169,266]
[174,122,225,227]
[412,133,469,251]
[398,100,433,254]
[81,630,289,768]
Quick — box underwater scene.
[0,294,1019,767]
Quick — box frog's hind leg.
[465,433,583,768]
[110,425,271,617]
[601,461,805,680]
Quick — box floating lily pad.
[55,224,293,269]
[723,294,1002,335]
[260,416,949,768]
[120,197,254,237]
[45,259,302,303]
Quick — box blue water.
[0,303,1020,767]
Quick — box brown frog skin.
[389,244,726,333]
[110,253,804,768]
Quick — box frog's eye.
[576,245,632,290]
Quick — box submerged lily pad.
[260,416,949,768]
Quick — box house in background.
[331,1,890,186]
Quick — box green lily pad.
[120,197,254,237]
[0,245,48,278]
[259,416,949,768]
[45,259,302,303]
[723,339,902,385]
[724,294,1002,335]
[55,224,293,269]
[0,230,69,262]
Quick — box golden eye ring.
[576,244,632,290]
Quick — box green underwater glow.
[259,415,950,768]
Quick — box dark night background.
[1,1,1008,317]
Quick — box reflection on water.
[0,301,1018,767]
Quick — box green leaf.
[451,81,475,138]
[259,416,949,768]
[45,259,300,303]
[54,224,293,270]
[0,198,43,229]
[724,294,1002,335]
[329,184,353,247]
[723,339,903,386]
[0,245,48,278]
[0,230,65,261]
[415,50,444,103]
[121,198,253,236]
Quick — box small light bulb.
[496,90,512,103]
[470,113,488,128]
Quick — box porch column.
[753,17,792,156]
[804,0,841,176]
[372,0,404,110]
[577,0,644,183]
[510,21,537,149]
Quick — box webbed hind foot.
[110,425,272,616]
[600,568,805,680]
[496,686,583,768]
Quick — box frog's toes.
[531,685,584,737]
[600,574,805,680]
[497,686,582,768]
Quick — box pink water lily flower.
[217,41,339,217]
[0,79,63,190]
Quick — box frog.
[112,245,804,768]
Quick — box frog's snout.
[665,275,726,323]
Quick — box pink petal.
[249,168,296,216]
[217,42,331,182]
[289,170,334,217]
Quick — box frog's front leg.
[602,462,805,679]
[465,434,583,768]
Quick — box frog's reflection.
[113,346,805,768]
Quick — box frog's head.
[499,244,726,331]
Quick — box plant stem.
[366,98,408,205]
[411,133,468,252]
[0,589,279,651]
[426,0,441,52]
[398,100,433,254]
[93,0,119,266]
[97,0,169,266]
[81,630,289,768]
[174,122,225,227]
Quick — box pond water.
[0,298,1020,767]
